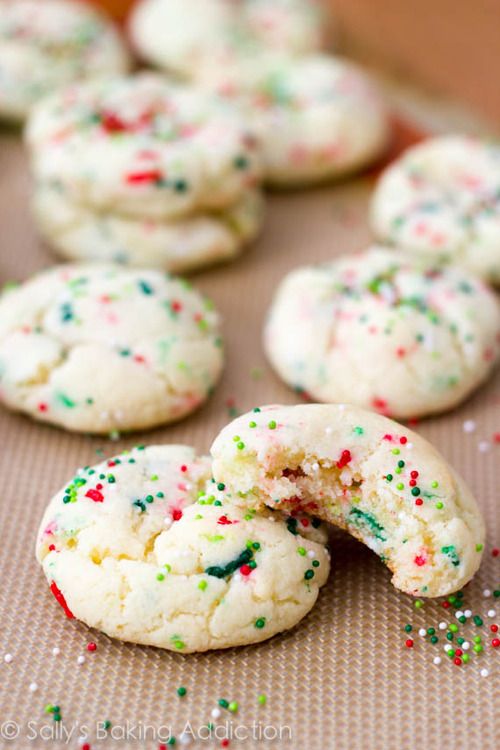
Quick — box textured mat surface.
[0,122,499,750]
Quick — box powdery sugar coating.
[26,73,263,221]
[264,247,500,418]
[371,135,500,284]
[36,445,330,652]
[211,404,485,597]
[0,265,223,433]
[0,0,129,121]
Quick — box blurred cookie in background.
[0,0,130,122]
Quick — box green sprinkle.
[156,573,165,581]
[249,421,257,428]
[304,570,314,580]
[476,543,484,552]
[392,448,400,455]
[258,694,267,706]
[236,442,245,450]
[435,501,444,509]
[198,580,208,591]
[297,547,306,556]
[268,420,277,430]
[217,483,225,491]
[386,474,393,482]
[473,616,483,627]
[431,481,439,488]
[255,618,266,629]
[411,487,421,497]
[396,483,404,490]
[228,702,239,713]
[174,640,185,650]
[404,624,412,633]
[414,599,424,609]
[218,699,229,709]
[177,687,187,697]
[449,623,458,633]
[312,560,320,568]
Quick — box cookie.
[36,444,330,652]
[199,54,389,186]
[26,73,263,221]
[211,404,485,597]
[33,184,265,272]
[264,247,500,419]
[0,0,129,121]
[0,265,223,433]
[371,135,500,284]
[129,0,323,80]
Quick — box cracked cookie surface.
[0,264,223,433]
[264,247,500,419]
[36,445,330,652]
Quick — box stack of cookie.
[0,0,130,121]
[26,73,265,273]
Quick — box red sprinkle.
[454,657,462,666]
[492,638,500,648]
[87,642,97,652]
[101,111,127,133]
[400,436,408,444]
[415,498,423,506]
[85,489,104,503]
[50,581,74,619]
[405,639,413,648]
[172,509,183,522]
[410,470,419,479]
[492,548,500,557]
[217,515,233,525]
[336,450,352,469]
[37,402,48,413]
[240,565,252,576]
[48,544,56,552]
[125,169,162,185]
[414,555,426,567]
[180,465,188,473]
[490,624,498,633]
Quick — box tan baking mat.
[1,119,499,750]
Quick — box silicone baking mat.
[0,117,499,750]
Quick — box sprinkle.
[228,702,238,713]
[87,642,97,652]
[405,639,413,648]
[77,656,85,665]
[29,683,38,692]
[258,694,267,706]
[3,653,13,663]
[177,687,187,697]
[480,669,489,677]
[433,657,441,665]
[198,580,208,591]
[52,647,60,656]
[268,420,277,430]
[254,618,266,629]
[463,420,476,433]
[211,708,221,719]
[218,699,229,709]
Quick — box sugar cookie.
[36,445,330,652]
[211,404,485,597]
[0,265,223,433]
[264,247,500,418]
[371,135,500,283]
[0,0,129,121]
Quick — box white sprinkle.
[478,440,491,453]
[433,657,441,665]
[444,644,452,652]
[418,628,427,637]
[487,609,496,618]
[325,427,332,435]
[312,463,319,471]
[455,611,464,619]
[164,517,173,527]
[483,589,491,598]
[29,682,38,692]
[211,708,221,719]
[462,641,470,650]
[52,647,60,656]
[464,610,472,618]
[179,733,191,746]
[307,550,316,558]
[338,404,346,411]
[463,420,476,433]
[77,655,85,665]
[438,622,447,630]
[4,654,13,663]
[480,669,489,678]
